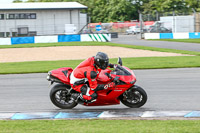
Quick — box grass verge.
[0,56,200,74]
[149,39,200,44]
[0,119,200,133]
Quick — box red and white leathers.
[70,57,101,101]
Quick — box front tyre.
[120,85,147,108]
[50,84,78,109]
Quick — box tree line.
[13,0,200,22]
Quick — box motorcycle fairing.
[50,67,73,84]
[97,66,136,85]
[84,66,136,106]
[84,87,128,106]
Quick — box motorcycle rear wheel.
[120,85,147,108]
[50,83,78,109]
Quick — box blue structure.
[95,25,102,31]
[189,33,200,39]
[58,35,80,42]
[160,33,173,39]
[145,32,200,39]
[11,36,35,44]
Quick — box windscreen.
[110,66,131,75]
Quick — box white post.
[4,13,6,38]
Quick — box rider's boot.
[71,93,80,101]
[77,94,86,104]
[78,94,97,104]
[71,93,85,104]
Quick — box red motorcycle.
[47,57,147,109]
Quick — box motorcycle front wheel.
[120,85,147,108]
[50,83,78,109]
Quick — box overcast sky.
[0,0,14,4]
[0,0,26,4]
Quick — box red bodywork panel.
[86,66,136,106]
[50,67,73,84]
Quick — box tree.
[28,0,37,1]
[24,0,139,22]
[13,0,23,3]
[142,0,192,14]
[106,0,137,22]
[185,0,200,12]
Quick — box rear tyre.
[120,85,147,108]
[50,84,78,109]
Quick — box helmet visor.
[99,60,109,70]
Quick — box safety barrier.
[144,32,200,39]
[0,34,111,45]
[81,34,111,42]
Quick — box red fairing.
[114,66,136,85]
[85,88,125,106]
[85,66,136,106]
[97,69,112,84]
[51,67,73,84]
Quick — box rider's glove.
[104,82,115,90]
[108,63,117,68]
[114,64,118,69]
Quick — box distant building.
[0,2,87,37]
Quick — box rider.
[70,52,116,103]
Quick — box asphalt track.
[1,36,200,119]
[1,68,200,113]
[112,35,200,52]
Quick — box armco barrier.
[173,33,189,39]
[160,33,173,39]
[35,36,58,43]
[189,32,200,39]
[143,33,160,39]
[81,34,111,42]
[0,38,11,45]
[144,32,200,39]
[0,34,111,45]
[58,34,80,42]
[11,36,35,44]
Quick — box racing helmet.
[94,52,109,70]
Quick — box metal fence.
[140,10,197,33]
[79,21,148,35]
[80,10,199,35]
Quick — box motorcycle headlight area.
[47,71,52,80]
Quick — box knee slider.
[91,92,98,99]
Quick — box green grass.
[150,38,200,43]
[1,56,200,74]
[0,42,106,48]
[0,119,200,133]
[0,41,200,74]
